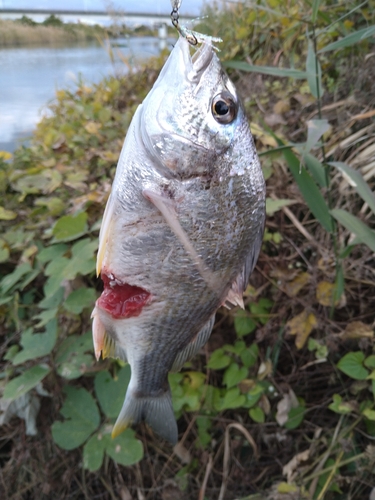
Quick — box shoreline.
[0,18,164,48]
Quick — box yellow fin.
[91,306,105,361]
[96,192,114,276]
[111,419,131,439]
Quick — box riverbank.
[0,18,107,46]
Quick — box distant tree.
[16,15,37,26]
[42,15,63,27]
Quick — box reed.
[0,19,104,46]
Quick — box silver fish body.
[92,36,266,444]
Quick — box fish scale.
[91,35,266,444]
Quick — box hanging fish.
[91,34,266,445]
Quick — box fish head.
[140,36,249,179]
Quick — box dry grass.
[0,19,102,46]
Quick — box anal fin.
[171,315,215,372]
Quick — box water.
[0,36,174,152]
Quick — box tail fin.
[112,389,178,445]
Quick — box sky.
[0,0,207,16]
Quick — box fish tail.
[112,388,178,445]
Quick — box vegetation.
[1,1,375,499]
[0,15,160,47]
[0,17,108,47]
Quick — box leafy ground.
[1,1,375,499]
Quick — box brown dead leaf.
[341,321,374,340]
[270,267,299,282]
[287,309,318,349]
[264,113,286,127]
[238,378,256,393]
[284,272,311,297]
[282,449,310,483]
[258,359,273,380]
[173,441,191,464]
[259,394,271,415]
[273,99,290,115]
[316,281,345,307]
[119,485,133,500]
[276,389,299,426]
[85,121,102,135]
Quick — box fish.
[91,34,266,445]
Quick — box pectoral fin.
[143,188,219,290]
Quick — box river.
[0,36,175,152]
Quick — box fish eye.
[211,92,237,124]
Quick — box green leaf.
[305,120,330,154]
[64,287,97,314]
[240,343,259,368]
[52,386,100,450]
[196,416,212,448]
[362,408,375,421]
[223,363,248,388]
[266,198,295,216]
[52,212,88,242]
[330,209,375,252]
[234,310,257,337]
[0,238,10,263]
[94,365,131,419]
[12,319,58,365]
[55,331,94,380]
[0,262,32,294]
[4,344,19,362]
[330,162,375,214]
[83,432,106,472]
[0,206,17,220]
[106,428,144,467]
[284,406,305,429]
[245,384,264,408]
[218,387,246,410]
[311,0,321,23]
[207,348,232,370]
[44,238,96,295]
[365,355,375,369]
[306,40,323,98]
[3,365,50,401]
[328,394,353,415]
[249,406,265,423]
[337,351,369,380]
[318,25,375,53]
[37,243,68,263]
[38,287,65,309]
[224,60,307,79]
[282,146,333,233]
[34,308,58,328]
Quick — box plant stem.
[312,22,340,318]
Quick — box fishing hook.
[170,0,198,45]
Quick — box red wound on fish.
[98,273,151,319]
